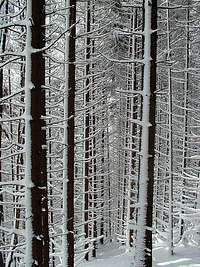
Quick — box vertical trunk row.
[25,0,49,266]
[0,1,8,265]
[127,7,139,249]
[134,0,157,266]
[62,0,70,265]
[67,1,76,266]
[84,0,91,260]
[145,0,157,265]
[180,2,190,240]
[166,0,174,255]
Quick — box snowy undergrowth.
[80,239,200,267]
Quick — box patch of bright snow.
[79,242,134,267]
[153,240,200,267]
[79,240,200,267]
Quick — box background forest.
[0,0,200,266]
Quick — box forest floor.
[80,239,200,267]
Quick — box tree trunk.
[84,0,91,260]
[134,0,157,266]
[24,0,49,266]
[180,2,190,240]
[166,0,174,255]
[0,1,8,265]
[145,0,157,265]
[67,1,76,266]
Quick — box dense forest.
[0,0,200,266]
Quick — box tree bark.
[67,1,76,266]
[134,0,157,266]
[145,0,157,265]
[84,0,91,260]
[24,0,49,265]
[0,1,8,265]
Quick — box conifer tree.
[24,0,49,265]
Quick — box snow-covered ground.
[154,241,200,267]
[80,240,200,267]
[79,242,133,267]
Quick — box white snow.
[79,242,134,267]
[79,240,200,267]
[153,239,200,267]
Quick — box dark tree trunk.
[67,1,76,266]
[145,0,157,265]
[0,1,8,265]
[129,8,139,247]
[84,0,91,260]
[28,0,49,265]
[92,128,97,258]
[100,130,105,244]
[180,3,190,239]
[91,52,97,259]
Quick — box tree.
[84,0,91,260]
[66,1,76,266]
[24,0,49,265]
[0,1,8,265]
[134,0,157,266]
